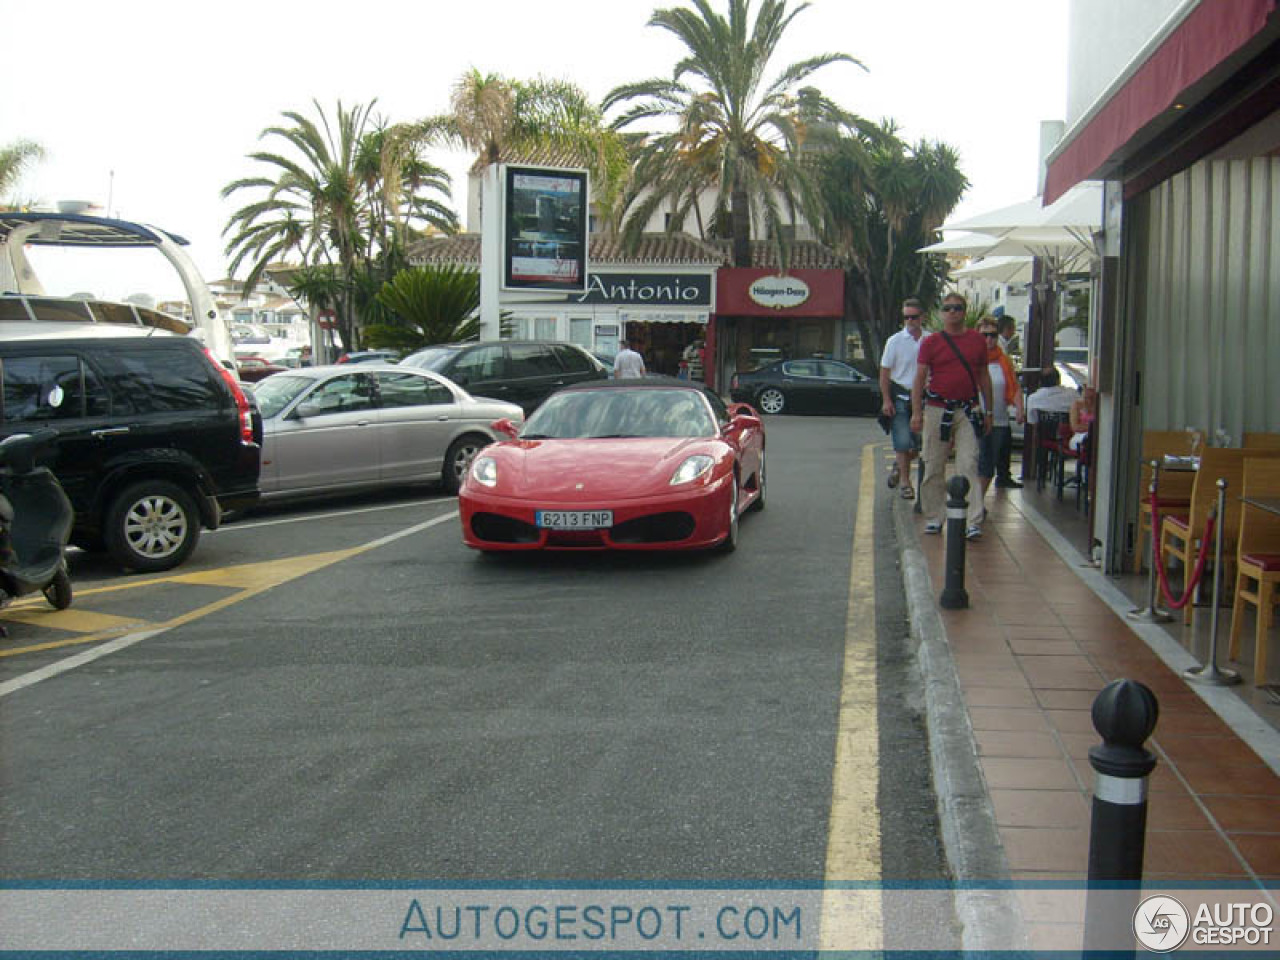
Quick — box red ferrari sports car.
[458,378,765,552]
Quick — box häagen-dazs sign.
[748,275,810,310]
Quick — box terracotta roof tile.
[705,239,846,270]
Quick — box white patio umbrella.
[943,181,1103,234]
[916,231,1001,255]
[951,255,1033,285]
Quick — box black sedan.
[730,358,881,415]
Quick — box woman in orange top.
[977,317,1025,501]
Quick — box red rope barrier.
[1150,490,1217,610]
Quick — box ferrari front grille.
[470,513,539,544]
[610,512,696,544]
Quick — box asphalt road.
[0,415,946,890]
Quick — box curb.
[891,494,1029,952]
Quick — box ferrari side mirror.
[491,417,520,439]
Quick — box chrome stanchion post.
[1084,679,1158,953]
[1129,459,1172,623]
[1185,478,1241,686]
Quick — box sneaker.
[887,463,900,489]
[924,521,942,535]
[900,485,915,500]
[995,477,1023,489]
[965,525,983,540]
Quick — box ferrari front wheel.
[717,475,739,553]
[756,388,786,415]
[748,452,766,512]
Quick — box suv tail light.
[205,348,257,445]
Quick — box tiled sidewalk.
[911,486,1280,885]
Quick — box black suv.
[399,340,607,414]
[0,319,261,572]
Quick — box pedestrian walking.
[879,298,927,500]
[613,337,646,379]
[976,317,1025,501]
[910,293,994,539]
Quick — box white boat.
[0,212,234,364]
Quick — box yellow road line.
[0,513,456,672]
[820,442,883,951]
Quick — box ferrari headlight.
[670,454,714,485]
[471,456,498,487]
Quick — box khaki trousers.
[921,404,985,527]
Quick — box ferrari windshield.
[521,388,715,439]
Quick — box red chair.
[1034,411,1074,497]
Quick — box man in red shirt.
[910,293,994,539]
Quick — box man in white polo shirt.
[878,298,927,499]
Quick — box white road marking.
[210,496,452,533]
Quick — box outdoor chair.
[1133,429,1197,573]
[1159,448,1280,626]
[1034,411,1073,496]
[1228,459,1280,685]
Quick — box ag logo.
[1134,895,1190,952]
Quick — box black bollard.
[1084,678,1159,954]
[939,475,970,609]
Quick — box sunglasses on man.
[941,304,965,313]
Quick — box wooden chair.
[1133,430,1196,573]
[1244,432,1280,450]
[1159,448,1253,626]
[1228,458,1280,685]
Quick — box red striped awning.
[1044,0,1276,204]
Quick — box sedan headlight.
[670,454,714,485]
[471,456,499,487]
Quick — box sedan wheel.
[757,388,786,415]
[105,480,200,572]
[443,435,491,494]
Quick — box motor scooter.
[0,429,74,637]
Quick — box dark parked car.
[730,358,881,415]
[399,340,608,415]
[0,321,261,572]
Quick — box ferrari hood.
[489,437,721,499]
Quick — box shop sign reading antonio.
[575,272,712,307]
[748,275,811,310]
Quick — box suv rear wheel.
[105,480,201,572]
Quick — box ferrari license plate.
[536,510,613,530]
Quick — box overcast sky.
[2,0,1067,302]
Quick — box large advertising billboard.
[503,166,588,292]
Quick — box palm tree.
[815,122,967,355]
[414,70,632,232]
[603,0,862,265]
[368,265,482,352]
[221,100,457,352]
[0,139,45,205]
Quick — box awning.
[1044,0,1277,204]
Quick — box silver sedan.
[250,364,523,500]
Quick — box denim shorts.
[891,394,919,453]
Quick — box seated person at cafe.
[1068,386,1097,451]
[1024,366,1078,421]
